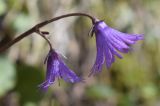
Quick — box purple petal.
[111,29,136,45]
[89,34,105,76]
[108,43,123,59]
[102,29,130,53]
[112,29,144,43]
[59,61,81,83]
[109,40,130,53]
[104,44,114,68]
[38,80,54,91]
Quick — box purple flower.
[39,49,81,90]
[89,20,143,76]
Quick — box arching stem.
[0,13,96,53]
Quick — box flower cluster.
[40,19,143,90]
[0,12,144,91]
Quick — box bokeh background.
[0,0,159,106]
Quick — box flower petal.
[104,44,114,68]
[89,34,105,76]
[108,43,123,59]
[111,29,143,45]
[59,61,81,83]
[103,29,130,53]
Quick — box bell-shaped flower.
[39,49,81,90]
[89,20,143,76]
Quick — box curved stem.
[36,30,53,50]
[0,13,95,53]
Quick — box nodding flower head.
[39,49,81,91]
[89,20,143,76]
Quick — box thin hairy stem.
[0,13,95,53]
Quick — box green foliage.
[0,0,6,15]
[0,56,16,97]
[86,85,116,100]
[15,63,44,105]
[13,14,33,32]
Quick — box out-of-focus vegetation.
[0,0,160,106]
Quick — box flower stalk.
[35,30,53,50]
[0,13,95,53]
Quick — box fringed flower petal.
[90,20,143,76]
[39,50,81,91]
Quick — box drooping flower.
[39,49,81,90]
[89,20,143,76]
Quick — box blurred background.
[0,0,159,106]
